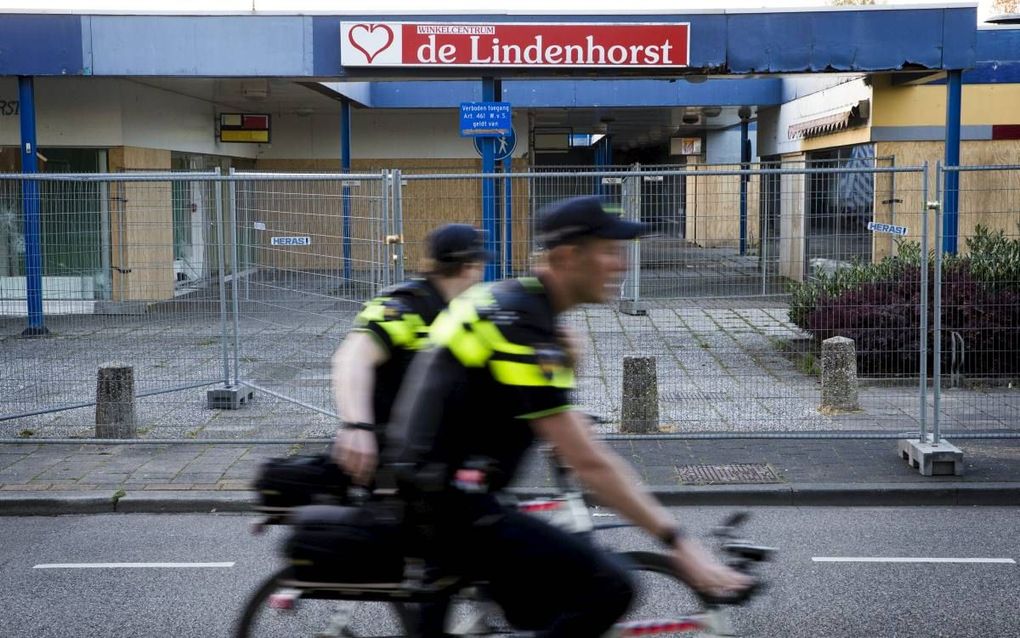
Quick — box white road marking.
[812,557,1016,564]
[33,562,235,569]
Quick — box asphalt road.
[0,507,1017,637]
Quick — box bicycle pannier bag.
[254,454,350,509]
[284,504,406,583]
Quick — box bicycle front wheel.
[236,568,411,638]
[615,551,718,637]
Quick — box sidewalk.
[2,437,1018,515]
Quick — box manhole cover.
[674,463,783,485]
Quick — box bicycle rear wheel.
[236,568,411,638]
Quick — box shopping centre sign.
[340,22,689,68]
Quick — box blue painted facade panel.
[89,16,311,76]
[365,79,782,108]
[0,15,83,75]
[941,9,979,70]
[965,28,1020,83]
[313,17,342,76]
[726,10,963,73]
[683,15,727,71]
[0,9,985,78]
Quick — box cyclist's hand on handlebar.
[669,537,754,601]
[332,428,378,486]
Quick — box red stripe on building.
[991,125,1020,140]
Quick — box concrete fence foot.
[621,355,658,434]
[820,336,860,414]
[96,364,136,439]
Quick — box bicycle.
[237,450,773,637]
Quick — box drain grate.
[674,463,783,485]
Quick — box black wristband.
[658,525,686,547]
[344,422,375,432]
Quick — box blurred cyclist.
[387,197,751,637]
[331,224,489,485]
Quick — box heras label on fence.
[601,177,623,185]
[867,221,908,236]
[271,236,312,246]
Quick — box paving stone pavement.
[1,438,1018,498]
[3,294,1019,511]
[4,303,1019,440]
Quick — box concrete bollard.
[96,364,136,438]
[820,336,860,413]
[621,355,659,434]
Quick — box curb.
[1,483,1018,515]
[649,483,1020,507]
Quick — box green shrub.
[788,225,1020,376]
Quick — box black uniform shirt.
[353,277,446,428]
[388,276,574,491]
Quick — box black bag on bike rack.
[253,454,351,510]
[284,504,407,584]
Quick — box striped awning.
[788,106,855,140]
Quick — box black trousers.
[411,494,634,638]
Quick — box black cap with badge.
[536,196,648,248]
[427,223,493,263]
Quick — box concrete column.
[621,356,659,434]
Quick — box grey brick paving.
[4,299,1019,441]
[0,439,1017,494]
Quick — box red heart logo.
[348,24,395,64]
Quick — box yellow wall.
[683,161,761,250]
[873,141,1020,260]
[873,77,1020,127]
[778,153,807,282]
[108,147,175,302]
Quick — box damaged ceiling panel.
[722,7,975,75]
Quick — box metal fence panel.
[1,172,232,438]
[3,166,1017,442]
[563,166,939,437]
[933,165,1020,441]
[227,174,390,435]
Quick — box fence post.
[621,356,658,434]
[206,168,253,410]
[393,169,405,282]
[899,163,964,476]
[619,164,645,316]
[377,170,387,291]
[228,169,242,387]
[502,156,513,279]
[96,364,136,438]
[932,164,944,445]
[919,166,931,443]
[213,167,230,389]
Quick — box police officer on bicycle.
[387,197,752,637]
[331,224,490,485]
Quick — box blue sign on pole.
[460,102,512,137]
[474,127,517,161]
